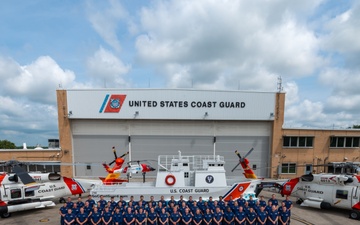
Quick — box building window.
[336,190,348,199]
[330,137,360,148]
[283,136,313,148]
[184,172,189,178]
[281,163,296,174]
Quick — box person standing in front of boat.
[213,207,223,225]
[223,207,234,225]
[182,207,192,225]
[124,207,136,225]
[136,207,147,225]
[192,208,203,225]
[113,207,124,225]
[170,206,181,225]
[159,208,169,225]
[246,207,257,225]
[234,206,246,225]
[203,208,213,225]
[148,206,158,225]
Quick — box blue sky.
[1,0,360,146]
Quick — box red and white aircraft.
[280,173,360,220]
[101,147,155,184]
[0,162,100,218]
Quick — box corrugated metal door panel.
[130,136,214,178]
[215,136,269,178]
[73,135,129,176]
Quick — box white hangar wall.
[66,89,276,178]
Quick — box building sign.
[67,89,276,120]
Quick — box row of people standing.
[60,193,292,225]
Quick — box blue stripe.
[99,94,110,113]
[73,179,86,193]
[222,183,237,198]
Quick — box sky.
[1,0,360,146]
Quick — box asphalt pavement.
[2,190,359,225]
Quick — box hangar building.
[56,89,284,178]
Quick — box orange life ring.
[165,174,176,186]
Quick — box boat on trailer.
[90,151,262,202]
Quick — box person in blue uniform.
[170,207,181,225]
[246,207,257,225]
[149,196,157,208]
[197,197,205,210]
[268,194,278,207]
[77,197,85,209]
[83,202,92,220]
[66,197,74,209]
[203,208,213,225]
[71,203,79,217]
[86,195,96,208]
[178,201,187,217]
[159,195,167,207]
[247,196,256,209]
[278,206,290,225]
[267,205,278,225]
[223,207,234,225]
[282,196,292,225]
[148,206,158,225]
[136,207,147,225]
[234,206,246,225]
[113,207,124,225]
[186,196,194,208]
[236,194,246,207]
[227,196,234,210]
[192,208,203,225]
[59,203,68,225]
[119,196,127,207]
[156,202,165,215]
[159,208,169,225]
[182,208,192,225]
[213,207,223,225]
[110,196,118,209]
[168,196,177,207]
[265,201,273,215]
[76,207,88,225]
[257,206,267,225]
[98,195,107,209]
[124,207,136,225]
[259,196,267,208]
[102,206,113,225]
[90,207,102,225]
[64,208,75,225]
[207,196,214,208]
[230,201,239,213]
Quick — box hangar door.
[215,136,270,178]
[73,135,129,177]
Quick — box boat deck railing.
[157,153,225,172]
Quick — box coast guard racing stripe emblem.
[99,94,127,113]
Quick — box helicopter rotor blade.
[235,150,242,160]
[243,147,254,159]
[119,151,129,159]
[12,165,36,186]
[109,160,116,166]
[231,162,241,172]
[112,147,118,159]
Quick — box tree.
[0,140,16,149]
[353,125,360,129]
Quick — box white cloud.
[135,0,323,90]
[86,0,128,52]
[86,47,131,87]
[0,56,76,104]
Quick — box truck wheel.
[0,212,11,218]
[349,210,360,220]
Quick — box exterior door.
[305,164,312,174]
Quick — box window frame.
[329,136,360,148]
[282,136,314,148]
[280,163,297,174]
